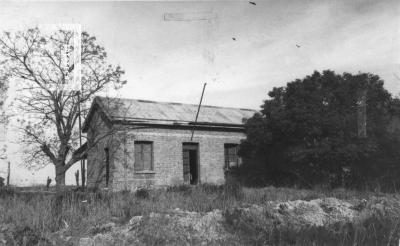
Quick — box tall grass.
[0,184,399,245]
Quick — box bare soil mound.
[76,197,395,246]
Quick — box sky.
[0,0,399,185]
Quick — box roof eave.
[112,120,246,131]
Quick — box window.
[134,141,153,171]
[224,144,239,169]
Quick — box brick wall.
[86,111,246,191]
[110,127,245,191]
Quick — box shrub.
[223,175,243,200]
[135,187,150,199]
[166,185,192,195]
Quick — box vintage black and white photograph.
[0,0,399,245]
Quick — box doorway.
[182,143,199,185]
[105,148,110,187]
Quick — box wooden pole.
[190,83,207,141]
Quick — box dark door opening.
[183,143,199,185]
[105,148,110,187]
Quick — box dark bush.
[135,187,150,199]
[166,185,192,195]
[223,174,243,199]
[240,70,400,191]
[0,187,14,198]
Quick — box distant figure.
[46,177,51,190]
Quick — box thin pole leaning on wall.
[190,83,207,141]
[77,91,85,187]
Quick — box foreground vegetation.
[0,183,399,245]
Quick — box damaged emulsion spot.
[163,11,219,83]
[163,12,217,22]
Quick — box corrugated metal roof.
[95,96,257,125]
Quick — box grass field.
[0,184,399,245]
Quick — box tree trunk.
[6,161,10,186]
[55,165,66,187]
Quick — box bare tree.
[0,64,8,165]
[0,28,126,186]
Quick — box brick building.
[82,96,257,190]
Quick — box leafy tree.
[240,70,400,189]
[0,28,126,186]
